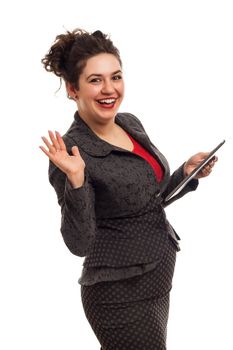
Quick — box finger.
[55,131,67,151]
[71,145,80,156]
[207,156,218,168]
[41,136,56,153]
[208,160,215,167]
[48,130,61,150]
[39,145,52,158]
[198,152,210,160]
[209,160,216,168]
[203,166,212,176]
[205,163,212,170]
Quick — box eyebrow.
[86,70,122,80]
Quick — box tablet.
[164,140,225,204]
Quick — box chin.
[96,108,120,119]
[98,112,117,122]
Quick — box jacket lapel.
[115,113,170,181]
[71,111,155,157]
[115,114,154,154]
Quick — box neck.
[78,111,118,137]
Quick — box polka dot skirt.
[81,239,177,350]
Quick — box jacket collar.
[67,111,161,159]
[66,111,170,190]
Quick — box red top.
[126,132,164,183]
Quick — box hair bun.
[92,30,105,39]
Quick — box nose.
[101,79,115,94]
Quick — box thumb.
[71,145,80,157]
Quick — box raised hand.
[183,152,218,179]
[39,130,86,188]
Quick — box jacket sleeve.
[161,163,199,207]
[48,143,96,257]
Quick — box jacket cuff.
[175,163,199,191]
[162,163,199,207]
[65,170,92,206]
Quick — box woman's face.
[69,53,124,124]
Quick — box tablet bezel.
[164,140,225,204]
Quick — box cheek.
[88,86,102,100]
[119,81,125,96]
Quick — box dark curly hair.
[41,28,122,89]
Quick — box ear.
[65,82,78,100]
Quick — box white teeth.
[98,99,116,104]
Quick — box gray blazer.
[49,111,198,268]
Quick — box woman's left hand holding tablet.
[183,152,218,179]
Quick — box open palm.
[39,130,85,176]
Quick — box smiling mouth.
[96,98,117,109]
[97,98,117,105]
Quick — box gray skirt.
[81,239,177,350]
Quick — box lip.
[95,97,119,109]
[96,97,118,102]
[96,100,116,109]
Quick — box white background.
[1,0,232,349]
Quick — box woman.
[40,29,217,350]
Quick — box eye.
[89,78,101,83]
[112,75,122,81]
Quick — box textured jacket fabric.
[49,111,198,270]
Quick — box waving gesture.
[39,131,86,188]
